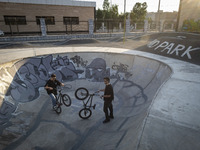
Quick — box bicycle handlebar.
[56,84,72,92]
[90,91,103,98]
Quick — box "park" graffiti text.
[147,39,200,59]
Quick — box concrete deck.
[0,46,199,150]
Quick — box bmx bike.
[53,85,72,114]
[75,87,101,119]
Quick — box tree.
[103,0,110,11]
[96,0,120,31]
[101,0,119,20]
[96,8,103,20]
[182,19,200,33]
[110,4,119,20]
[130,2,147,26]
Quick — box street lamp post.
[176,0,182,32]
[123,0,126,43]
[124,0,126,14]
[157,0,161,31]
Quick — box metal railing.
[0,19,178,36]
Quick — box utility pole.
[124,0,126,14]
[176,0,182,32]
[157,0,161,31]
[123,0,126,43]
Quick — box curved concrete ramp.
[0,47,200,150]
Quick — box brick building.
[0,0,96,35]
[147,11,178,31]
[177,0,200,31]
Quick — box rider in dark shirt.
[45,74,64,109]
[99,77,114,123]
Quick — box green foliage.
[110,4,119,19]
[96,0,120,20]
[96,0,120,30]
[130,2,147,24]
[96,8,103,20]
[148,17,152,24]
[96,0,148,30]
[97,1,148,23]
[103,0,110,11]
[182,19,200,33]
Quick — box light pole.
[157,0,161,31]
[124,0,126,14]
[176,0,182,32]
[123,0,126,43]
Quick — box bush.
[182,19,200,33]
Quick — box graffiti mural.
[0,53,160,150]
[70,55,88,68]
[0,54,86,126]
[111,62,133,79]
[0,54,149,129]
[85,58,110,82]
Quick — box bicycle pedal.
[93,104,96,110]
[58,103,62,106]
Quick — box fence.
[94,20,176,33]
[0,19,177,36]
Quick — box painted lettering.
[154,41,169,50]
[170,44,185,56]
[181,46,200,59]
[147,39,160,48]
[147,39,199,60]
[161,43,175,54]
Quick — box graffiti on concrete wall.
[3,55,84,103]
[0,54,148,127]
[0,54,86,125]
[111,62,133,79]
[70,55,88,68]
[85,58,110,82]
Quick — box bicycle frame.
[75,88,100,119]
[55,92,62,104]
[81,92,100,110]
[82,94,95,109]
[55,86,66,103]
[54,86,72,114]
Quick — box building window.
[36,16,55,25]
[63,17,79,25]
[4,16,26,25]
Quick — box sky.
[77,0,180,13]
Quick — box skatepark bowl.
[0,47,200,150]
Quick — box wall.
[0,2,94,33]
[178,0,200,30]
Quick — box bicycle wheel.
[79,108,92,119]
[62,94,71,107]
[75,87,89,100]
[55,105,62,114]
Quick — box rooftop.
[0,0,96,7]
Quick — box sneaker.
[109,115,114,119]
[57,102,62,107]
[53,105,58,110]
[103,119,110,123]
